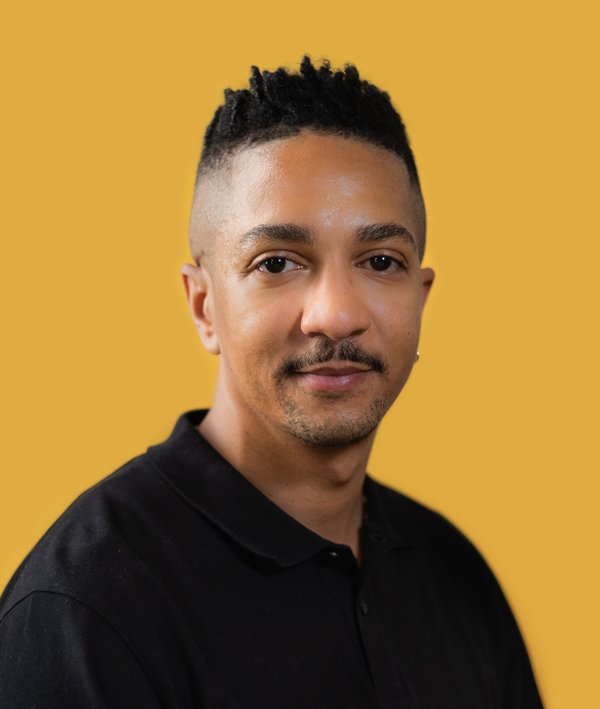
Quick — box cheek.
[370,286,422,342]
[213,282,301,366]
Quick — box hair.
[195,56,426,257]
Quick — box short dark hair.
[196,56,426,258]
[199,56,421,187]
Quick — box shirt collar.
[147,410,411,568]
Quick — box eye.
[360,255,406,272]
[256,257,301,274]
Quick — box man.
[0,57,543,707]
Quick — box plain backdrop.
[2,2,599,706]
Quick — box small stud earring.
[414,351,420,363]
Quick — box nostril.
[300,278,371,340]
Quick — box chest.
[133,545,501,709]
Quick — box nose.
[300,268,371,341]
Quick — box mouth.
[293,362,373,393]
[274,341,388,391]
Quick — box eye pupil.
[264,257,287,273]
[370,255,392,271]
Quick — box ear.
[181,263,221,355]
[419,267,435,313]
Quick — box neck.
[198,387,375,559]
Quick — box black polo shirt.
[0,410,543,708]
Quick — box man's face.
[188,132,434,447]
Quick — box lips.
[293,363,372,393]
[300,366,370,376]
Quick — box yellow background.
[2,1,598,705]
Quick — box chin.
[278,396,387,448]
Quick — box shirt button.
[328,550,339,558]
[359,598,369,615]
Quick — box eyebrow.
[237,221,417,252]
[238,223,313,251]
[354,223,417,251]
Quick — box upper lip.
[296,361,372,375]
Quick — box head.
[192,56,426,261]
[183,57,434,447]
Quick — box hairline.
[192,128,427,261]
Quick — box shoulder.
[0,437,210,704]
[368,478,543,706]
[0,589,163,708]
[368,475,479,550]
[367,476,509,612]
[0,451,173,621]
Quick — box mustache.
[275,340,389,382]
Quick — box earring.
[414,351,420,363]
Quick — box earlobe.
[181,263,221,355]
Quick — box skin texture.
[183,132,434,556]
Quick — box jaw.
[200,360,386,495]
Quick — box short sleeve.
[0,591,162,709]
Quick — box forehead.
[192,132,423,256]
